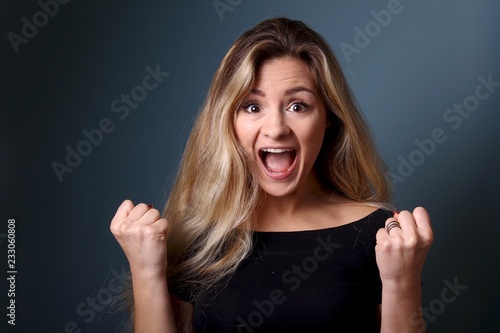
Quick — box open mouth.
[259,148,297,175]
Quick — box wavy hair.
[122,17,391,332]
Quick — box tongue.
[264,152,294,173]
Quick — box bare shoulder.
[323,195,382,227]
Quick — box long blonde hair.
[124,17,391,332]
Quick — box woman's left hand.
[375,207,434,289]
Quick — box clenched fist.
[375,207,434,289]
[110,200,171,278]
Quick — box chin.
[258,177,301,198]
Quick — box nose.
[261,109,290,139]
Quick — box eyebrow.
[250,86,315,97]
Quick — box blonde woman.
[110,18,433,333]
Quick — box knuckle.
[405,235,418,248]
[422,235,434,248]
[377,239,391,251]
[141,225,157,239]
[150,209,161,220]
[123,199,134,208]
[110,219,125,235]
[381,236,404,251]
[136,203,149,210]
[419,230,434,247]
[398,209,411,217]
[156,218,168,228]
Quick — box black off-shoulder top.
[182,208,391,333]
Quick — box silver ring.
[386,220,401,234]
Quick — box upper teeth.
[261,148,293,153]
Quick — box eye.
[288,101,309,112]
[241,103,261,113]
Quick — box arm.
[378,283,424,332]
[131,271,178,333]
[375,207,433,333]
[110,200,179,333]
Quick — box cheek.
[302,119,327,151]
[234,118,254,151]
[234,117,245,142]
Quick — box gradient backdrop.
[2,0,500,332]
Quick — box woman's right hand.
[110,200,170,277]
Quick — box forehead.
[253,57,317,93]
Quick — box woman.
[110,17,433,332]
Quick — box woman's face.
[235,57,328,198]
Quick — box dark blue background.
[2,0,499,332]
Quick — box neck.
[255,174,333,230]
[262,186,324,216]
